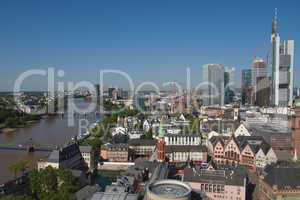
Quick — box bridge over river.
[0,140,58,152]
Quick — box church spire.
[272,8,278,35]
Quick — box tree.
[8,160,28,179]
[28,167,80,200]
[57,169,80,195]
[28,170,42,197]
[141,130,153,139]
[28,167,57,199]
[40,167,58,198]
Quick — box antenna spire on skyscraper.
[272,8,278,34]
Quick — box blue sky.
[0,0,299,91]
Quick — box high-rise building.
[108,87,115,98]
[241,69,252,105]
[202,64,225,106]
[224,67,236,104]
[252,58,269,106]
[108,87,123,100]
[241,69,252,88]
[256,76,271,107]
[271,10,294,107]
[224,71,230,89]
[95,84,100,97]
[225,67,235,90]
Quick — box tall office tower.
[241,69,252,105]
[202,64,225,106]
[225,67,236,90]
[95,84,100,97]
[242,69,252,89]
[224,67,236,104]
[95,84,100,107]
[108,87,115,98]
[256,76,271,107]
[271,10,294,106]
[252,58,268,105]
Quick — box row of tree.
[2,166,80,200]
[0,108,41,128]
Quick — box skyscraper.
[271,9,294,107]
[224,67,235,104]
[95,84,100,97]
[241,69,252,89]
[256,76,271,107]
[252,58,269,106]
[225,67,236,90]
[241,69,252,105]
[202,64,225,106]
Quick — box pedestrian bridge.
[0,141,58,152]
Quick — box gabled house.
[240,143,256,170]
[209,135,277,170]
[265,147,277,165]
[234,123,251,137]
[207,135,229,154]
[143,120,150,132]
[212,139,225,165]
[208,131,219,140]
[224,137,241,166]
[255,148,267,168]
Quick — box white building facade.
[271,10,294,107]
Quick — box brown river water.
[0,98,98,183]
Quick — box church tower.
[292,100,300,159]
[156,124,166,162]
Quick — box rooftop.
[128,139,156,146]
[147,179,191,199]
[183,167,246,186]
[47,142,82,163]
[263,165,300,190]
[79,145,92,153]
[165,145,207,153]
[75,184,101,200]
[91,192,138,200]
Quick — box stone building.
[259,165,300,200]
[183,167,247,200]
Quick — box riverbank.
[0,128,16,134]
[0,119,40,134]
[0,98,98,183]
[0,150,49,184]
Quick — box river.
[0,98,99,183]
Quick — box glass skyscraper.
[202,64,225,106]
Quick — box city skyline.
[0,0,299,91]
[2,1,300,199]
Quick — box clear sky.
[0,0,299,91]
